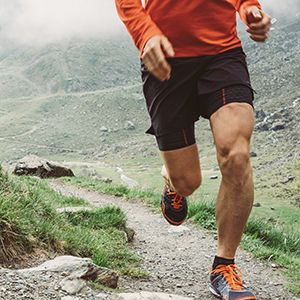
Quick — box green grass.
[65,175,300,296]
[0,166,141,274]
[65,207,127,230]
[64,176,161,209]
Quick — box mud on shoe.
[161,185,188,226]
[210,264,256,300]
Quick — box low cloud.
[260,0,300,18]
[0,0,123,45]
[0,0,298,46]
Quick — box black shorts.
[141,47,254,151]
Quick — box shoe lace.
[168,191,184,210]
[211,264,243,290]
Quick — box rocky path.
[49,179,297,300]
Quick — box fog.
[261,0,300,16]
[0,0,123,45]
[0,0,299,46]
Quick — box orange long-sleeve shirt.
[115,0,261,57]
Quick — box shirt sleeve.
[236,0,262,24]
[115,0,163,57]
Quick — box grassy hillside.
[0,166,140,273]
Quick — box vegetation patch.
[65,176,300,295]
[64,176,160,209]
[0,166,140,274]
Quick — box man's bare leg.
[160,144,202,197]
[158,144,202,225]
[210,103,255,259]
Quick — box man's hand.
[246,6,271,42]
[142,35,175,81]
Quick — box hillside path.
[50,179,296,300]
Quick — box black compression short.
[141,47,254,151]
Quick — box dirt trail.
[50,179,296,300]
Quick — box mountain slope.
[0,15,299,228]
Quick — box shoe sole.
[209,285,222,299]
[209,285,256,300]
[161,200,185,226]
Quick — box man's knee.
[218,145,251,184]
[170,173,202,197]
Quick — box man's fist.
[246,6,271,42]
[142,35,175,81]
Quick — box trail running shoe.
[210,264,256,300]
[161,186,187,226]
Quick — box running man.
[115,1,271,299]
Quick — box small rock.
[100,126,108,132]
[210,175,218,180]
[250,152,257,157]
[96,269,119,289]
[271,122,285,131]
[60,277,86,295]
[253,203,261,207]
[281,176,295,184]
[255,109,266,120]
[256,122,269,131]
[124,121,135,130]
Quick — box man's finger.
[246,25,271,35]
[249,14,271,30]
[141,35,172,81]
[148,49,171,81]
[142,51,157,72]
[249,20,271,30]
[161,37,175,57]
[247,6,262,24]
[144,46,171,81]
[250,33,269,42]
[152,46,171,80]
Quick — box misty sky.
[0,0,123,44]
[0,0,299,46]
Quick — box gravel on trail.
[48,179,297,300]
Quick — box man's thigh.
[161,143,201,175]
[210,102,255,158]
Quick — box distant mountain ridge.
[0,36,140,98]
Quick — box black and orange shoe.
[161,185,187,226]
[210,264,256,300]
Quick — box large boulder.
[13,155,75,178]
[20,255,119,289]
